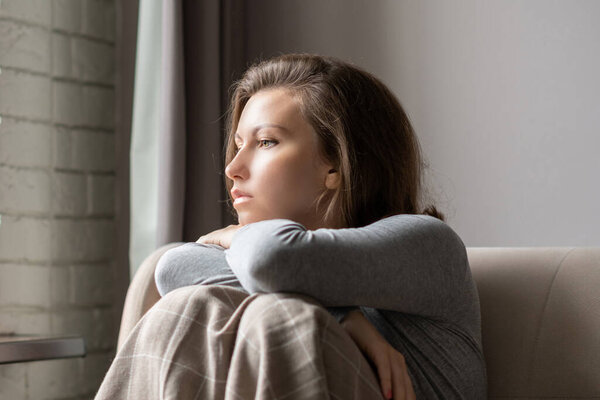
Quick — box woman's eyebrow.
[234,123,289,140]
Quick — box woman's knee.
[238,292,332,338]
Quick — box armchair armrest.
[117,242,184,351]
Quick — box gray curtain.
[114,0,138,342]
[157,0,246,246]
[115,0,246,339]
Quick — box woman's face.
[225,88,339,230]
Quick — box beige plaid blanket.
[95,284,386,399]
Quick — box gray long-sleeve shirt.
[154,214,487,399]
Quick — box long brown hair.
[223,53,444,228]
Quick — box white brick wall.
[82,0,116,42]
[52,0,82,33]
[55,128,116,172]
[0,0,52,26]
[0,0,117,398]
[0,166,53,214]
[72,37,115,84]
[0,119,54,168]
[0,69,53,121]
[0,20,51,73]
[0,363,27,399]
[0,216,53,262]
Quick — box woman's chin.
[237,212,284,226]
[236,213,262,226]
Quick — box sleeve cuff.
[325,306,360,324]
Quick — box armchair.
[117,246,600,399]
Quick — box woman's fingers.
[195,224,243,248]
[369,345,416,400]
[340,312,413,400]
[374,352,393,399]
[390,352,407,400]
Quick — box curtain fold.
[157,0,186,246]
[179,0,227,243]
[160,0,245,246]
[114,0,139,343]
[129,0,163,277]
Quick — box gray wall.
[245,0,600,246]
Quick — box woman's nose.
[225,150,248,181]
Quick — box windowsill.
[0,334,86,364]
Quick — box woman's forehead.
[240,89,301,120]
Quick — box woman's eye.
[234,139,277,153]
[258,139,277,148]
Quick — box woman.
[96,53,486,399]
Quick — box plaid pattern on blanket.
[95,284,386,399]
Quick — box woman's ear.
[325,169,340,190]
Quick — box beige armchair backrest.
[118,246,600,399]
[469,247,600,399]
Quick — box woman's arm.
[154,242,356,323]
[224,214,470,321]
[154,243,246,295]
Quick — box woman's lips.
[231,188,252,205]
[231,187,252,206]
[233,196,252,206]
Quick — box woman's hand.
[341,310,416,400]
[196,224,244,249]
